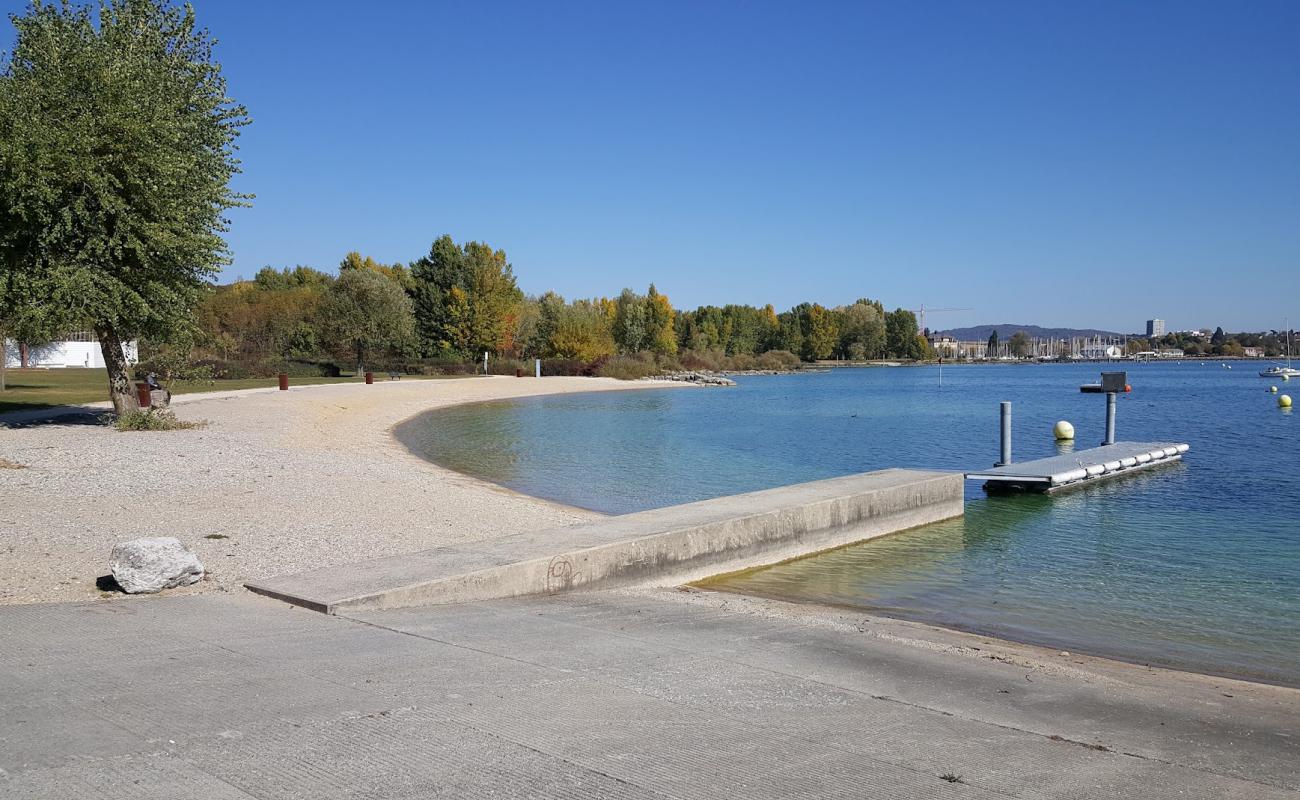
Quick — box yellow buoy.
[1280,394,1293,408]
[1053,420,1075,440]
[1270,386,1279,393]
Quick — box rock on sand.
[110,537,205,594]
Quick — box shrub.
[595,353,661,380]
[113,409,207,432]
[678,348,726,371]
[539,358,591,377]
[755,349,801,370]
[487,358,527,376]
[266,359,341,378]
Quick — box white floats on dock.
[967,441,1190,493]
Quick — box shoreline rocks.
[110,537,205,594]
[639,371,737,387]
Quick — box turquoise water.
[396,363,1300,685]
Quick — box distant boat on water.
[1260,319,1299,378]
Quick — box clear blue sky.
[4,1,1298,332]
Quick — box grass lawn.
[0,368,467,414]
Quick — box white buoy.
[1053,420,1075,440]
[1280,394,1293,408]
[1270,386,1279,393]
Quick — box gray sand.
[0,376,666,604]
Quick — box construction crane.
[908,305,972,335]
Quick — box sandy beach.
[0,376,667,605]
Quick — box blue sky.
[4,1,1298,332]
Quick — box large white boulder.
[110,537,204,594]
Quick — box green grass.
[0,368,467,414]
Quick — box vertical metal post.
[535,358,541,378]
[1104,392,1116,445]
[997,401,1012,466]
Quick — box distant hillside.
[934,324,1123,341]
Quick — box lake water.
[396,363,1300,685]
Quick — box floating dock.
[968,441,1190,493]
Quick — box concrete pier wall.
[247,468,963,614]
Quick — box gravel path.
[0,376,669,604]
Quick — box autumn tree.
[0,0,250,412]
[529,292,615,362]
[645,285,677,356]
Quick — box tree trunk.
[96,324,137,414]
[19,342,28,369]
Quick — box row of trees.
[185,241,934,377]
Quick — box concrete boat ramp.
[248,468,963,614]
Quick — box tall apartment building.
[1146,319,1165,338]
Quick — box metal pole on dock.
[997,401,1012,466]
[1104,392,1116,445]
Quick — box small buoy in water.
[1284,374,1292,382]
[1053,420,1075,440]
[1280,394,1293,408]
[1270,386,1279,393]
[1125,384,1132,392]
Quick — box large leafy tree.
[410,235,522,358]
[884,308,923,359]
[319,269,414,373]
[0,0,250,412]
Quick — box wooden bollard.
[516,368,523,378]
[134,383,153,409]
[365,372,374,384]
[278,373,289,391]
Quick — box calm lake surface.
[396,363,1300,685]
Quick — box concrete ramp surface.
[246,468,963,614]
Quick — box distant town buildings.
[1146,319,1166,338]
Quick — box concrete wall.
[248,468,965,614]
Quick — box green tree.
[612,288,649,353]
[320,269,414,372]
[836,299,886,360]
[410,235,522,358]
[1009,331,1032,358]
[0,303,54,391]
[987,330,1000,357]
[0,0,250,412]
[792,303,837,361]
[885,309,922,359]
[339,251,413,292]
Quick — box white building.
[4,332,138,369]
[1077,343,1123,360]
[1146,319,1165,338]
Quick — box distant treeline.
[160,235,933,379]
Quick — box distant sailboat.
[1260,319,1300,378]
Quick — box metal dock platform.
[967,441,1190,493]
